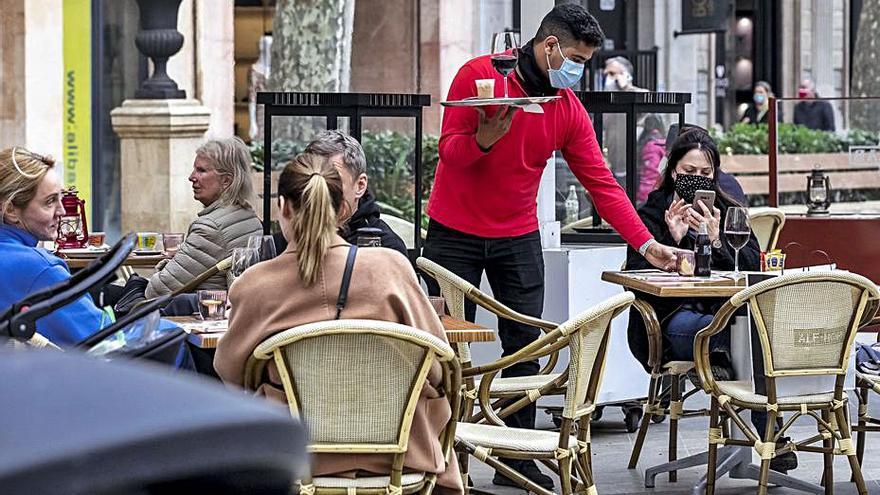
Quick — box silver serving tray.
[441,96,561,107]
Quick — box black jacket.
[794,100,835,132]
[272,189,408,257]
[741,105,783,125]
[623,188,761,369]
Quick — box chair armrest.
[631,298,664,370]
[462,328,566,378]
[693,301,740,396]
[466,286,558,332]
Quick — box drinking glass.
[230,247,260,280]
[198,290,227,321]
[247,234,277,261]
[162,233,184,257]
[491,32,519,98]
[356,235,382,248]
[723,207,751,277]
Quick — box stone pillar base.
[111,99,211,234]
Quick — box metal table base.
[644,444,823,495]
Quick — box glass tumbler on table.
[198,290,227,320]
[162,233,184,257]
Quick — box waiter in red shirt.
[423,5,677,490]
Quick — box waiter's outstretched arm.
[561,104,678,271]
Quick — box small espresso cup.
[88,232,106,248]
[136,232,162,252]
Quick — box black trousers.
[422,220,545,431]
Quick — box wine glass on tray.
[491,32,519,99]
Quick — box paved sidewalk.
[466,393,880,494]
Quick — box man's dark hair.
[535,4,605,48]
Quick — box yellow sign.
[63,0,92,221]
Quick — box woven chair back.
[735,272,878,375]
[559,292,634,418]
[749,208,785,252]
[416,257,471,321]
[258,320,455,453]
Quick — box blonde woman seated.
[214,152,462,494]
[145,137,263,298]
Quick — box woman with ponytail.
[215,152,462,494]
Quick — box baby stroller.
[1,233,186,365]
[0,344,308,494]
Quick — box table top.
[63,253,166,269]
[168,315,495,349]
[601,270,746,298]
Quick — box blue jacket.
[0,224,108,346]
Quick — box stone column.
[110,99,211,234]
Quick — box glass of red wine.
[723,207,751,278]
[491,32,519,98]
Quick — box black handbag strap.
[335,245,358,319]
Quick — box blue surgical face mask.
[547,44,585,89]
[753,93,766,105]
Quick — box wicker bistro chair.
[749,208,786,253]
[456,292,635,495]
[854,371,880,471]
[852,294,880,472]
[416,257,562,422]
[626,298,711,482]
[693,271,879,495]
[245,319,461,495]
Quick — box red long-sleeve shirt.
[427,54,653,249]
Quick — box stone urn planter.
[134,0,186,99]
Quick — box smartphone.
[693,189,716,212]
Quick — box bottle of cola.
[694,221,711,278]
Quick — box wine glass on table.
[230,247,260,283]
[723,207,751,279]
[247,234,277,262]
[491,32,519,98]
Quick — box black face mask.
[674,173,714,203]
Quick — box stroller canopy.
[0,350,308,494]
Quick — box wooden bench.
[720,152,880,197]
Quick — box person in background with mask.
[740,80,782,125]
[424,4,678,490]
[603,56,647,181]
[603,56,645,92]
[793,79,835,132]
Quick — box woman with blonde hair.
[145,136,263,298]
[0,147,110,345]
[215,152,462,494]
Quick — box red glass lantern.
[56,188,89,249]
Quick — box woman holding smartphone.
[624,128,760,376]
[624,128,799,472]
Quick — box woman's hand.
[686,201,722,241]
[664,198,690,244]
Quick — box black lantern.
[806,165,831,216]
[134,0,186,99]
